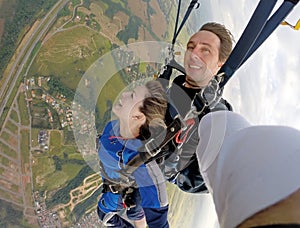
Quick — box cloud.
[221,0,300,130]
[173,1,300,227]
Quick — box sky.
[212,0,300,129]
[175,0,300,129]
[170,1,300,227]
[73,1,299,227]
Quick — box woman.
[97,80,169,228]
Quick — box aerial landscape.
[2,0,299,227]
[0,0,191,226]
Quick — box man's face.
[184,30,223,88]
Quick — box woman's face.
[113,85,149,124]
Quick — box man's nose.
[190,50,201,61]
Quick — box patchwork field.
[0,85,37,227]
[0,0,187,226]
[0,19,4,41]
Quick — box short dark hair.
[200,22,234,63]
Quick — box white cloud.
[171,1,300,227]
[222,0,300,130]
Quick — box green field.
[21,130,30,169]
[32,154,83,192]
[17,92,30,126]
[0,130,12,141]
[0,199,33,228]
[32,129,85,192]
[45,163,83,191]
[31,128,40,148]
[32,155,55,190]
[72,0,81,6]
[23,0,179,225]
[0,141,17,159]
[29,26,111,91]
[28,24,119,130]
[4,119,18,134]
[0,154,10,166]
[96,72,125,119]
[9,109,19,123]
[30,100,50,129]
[49,131,61,148]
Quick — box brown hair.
[199,22,234,63]
[139,80,167,139]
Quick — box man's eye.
[187,45,194,50]
[202,48,210,53]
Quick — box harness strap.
[159,0,197,85]
[122,117,183,175]
[144,117,183,156]
[157,61,185,89]
[219,0,299,88]
[99,149,136,195]
[172,0,182,46]
[240,0,299,67]
[117,0,299,178]
[102,181,125,194]
[172,0,200,45]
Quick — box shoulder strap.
[218,0,299,88]
[121,0,299,175]
[172,0,200,45]
[159,0,199,86]
[121,117,183,175]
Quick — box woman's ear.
[132,112,146,124]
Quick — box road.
[0,0,69,120]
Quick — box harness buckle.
[145,138,161,157]
[184,106,201,120]
[200,78,220,107]
[108,184,119,194]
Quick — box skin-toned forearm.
[134,217,147,228]
[238,188,300,228]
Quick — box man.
[161,22,234,193]
[196,111,300,228]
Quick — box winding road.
[0,0,69,121]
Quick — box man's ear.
[218,60,224,68]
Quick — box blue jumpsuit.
[97,120,169,228]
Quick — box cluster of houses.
[25,77,74,129]
[33,191,61,228]
[38,130,49,150]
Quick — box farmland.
[0,0,182,226]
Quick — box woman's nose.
[121,91,130,98]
